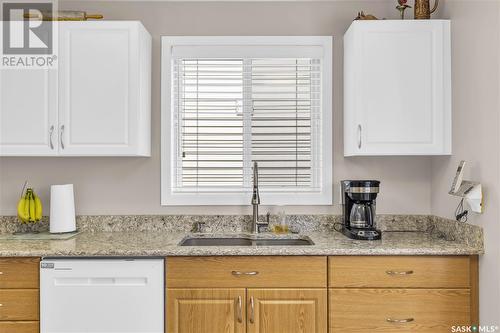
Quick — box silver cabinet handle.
[0,271,3,275]
[237,296,242,323]
[60,125,65,149]
[49,125,55,150]
[386,270,414,276]
[249,296,255,324]
[232,271,259,276]
[357,124,362,149]
[386,318,414,323]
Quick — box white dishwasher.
[40,258,164,333]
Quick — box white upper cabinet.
[344,20,451,156]
[0,68,58,156]
[0,21,151,156]
[58,22,151,156]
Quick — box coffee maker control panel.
[356,229,380,240]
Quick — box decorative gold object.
[414,0,439,19]
[354,11,379,21]
[396,0,412,19]
[24,10,103,21]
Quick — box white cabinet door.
[58,22,147,156]
[344,20,451,156]
[0,68,58,156]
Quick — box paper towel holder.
[50,184,77,234]
[448,161,483,214]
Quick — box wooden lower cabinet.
[166,288,326,333]
[0,321,39,333]
[329,288,471,333]
[165,256,477,333]
[167,288,246,333]
[248,289,327,333]
[0,258,40,331]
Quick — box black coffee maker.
[341,180,381,240]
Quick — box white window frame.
[161,36,333,206]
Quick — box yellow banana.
[17,196,29,223]
[24,191,30,223]
[33,191,43,222]
[17,186,43,223]
[28,190,36,223]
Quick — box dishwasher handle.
[54,277,148,286]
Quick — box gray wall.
[0,0,433,215]
[432,0,500,325]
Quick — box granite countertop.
[0,230,483,257]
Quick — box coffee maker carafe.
[341,180,381,240]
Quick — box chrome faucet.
[251,161,269,233]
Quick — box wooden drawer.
[0,321,39,333]
[330,289,470,333]
[0,258,39,289]
[0,290,39,321]
[329,256,470,288]
[167,256,327,288]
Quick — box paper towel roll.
[50,184,76,233]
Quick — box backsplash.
[0,214,427,233]
[0,214,483,250]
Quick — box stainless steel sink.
[179,238,253,246]
[179,236,314,246]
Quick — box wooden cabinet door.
[58,22,149,156]
[247,289,327,333]
[344,20,451,156]
[166,288,246,333]
[330,288,470,333]
[0,68,58,156]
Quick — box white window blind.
[172,57,322,192]
[162,36,333,206]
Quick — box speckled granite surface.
[0,214,483,257]
[428,215,484,249]
[0,214,431,233]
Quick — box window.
[161,37,332,205]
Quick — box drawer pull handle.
[387,318,414,323]
[236,296,242,323]
[0,271,3,275]
[232,271,259,276]
[0,303,3,307]
[386,270,414,275]
[249,296,255,324]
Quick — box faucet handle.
[192,222,206,233]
